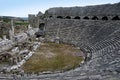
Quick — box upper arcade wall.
[45,2,120,16]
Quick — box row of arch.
[49,16,120,20]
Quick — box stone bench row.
[89,48,120,76]
[91,27,120,45]
[91,41,120,65]
[91,33,120,53]
[57,22,120,47]
[88,22,120,45]
[46,19,120,48]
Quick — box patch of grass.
[22,42,84,73]
[0,58,9,64]
[15,21,29,26]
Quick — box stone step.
[92,31,120,47]
[92,41,120,59]
[89,28,120,45]
[91,35,120,52]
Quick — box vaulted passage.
[112,16,120,20]
[74,16,80,19]
[83,16,89,20]
[57,16,63,19]
[65,16,71,19]
[39,23,45,31]
[92,16,99,20]
[35,23,45,38]
[49,16,52,18]
[102,16,108,20]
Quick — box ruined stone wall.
[28,14,44,28]
[45,2,120,16]
[0,22,11,39]
[28,14,38,28]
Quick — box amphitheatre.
[0,2,120,80]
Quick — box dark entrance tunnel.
[112,16,120,20]
[49,16,52,18]
[92,16,99,20]
[74,16,80,19]
[102,16,108,20]
[39,23,45,31]
[83,16,89,20]
[65,16,71,19]
[57,16,63,19]
[35,23,45,38]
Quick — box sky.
[0,0,120,17]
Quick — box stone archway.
[74,16,80,19]
[65,16,71,19]
[102,16,108,20]
[112,16,120,20]
[39,23,45,31]
[83,16,89,20]
[57,16,63,19]
[92,16,99,20]
[35,23,45,38]
[49,16,52,18]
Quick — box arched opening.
[112,16,120,20]
[83,16,89,20]
[39,23,45,31]
[57,16,63,19]
[49,16,52,18]
[65,16,71,19]
[35,23,45,38]
[74,16,80,19]
[102,16,108,20]
[92,16,99,20]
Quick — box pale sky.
[0,0,120,17]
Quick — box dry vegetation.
[22,42,84,73]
